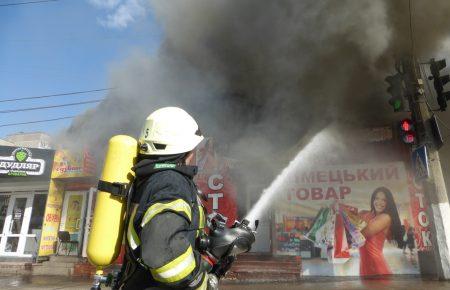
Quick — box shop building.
[0,145,55,259]
[0,137,98,261]
[38,149,97,258]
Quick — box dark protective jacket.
[120,162,208,290]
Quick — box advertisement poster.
[274,162,424,276]
[38,180,64,256]
[65,194,83,233]
[194,139,238,226]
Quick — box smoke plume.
[61,0,450,195]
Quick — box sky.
[0,0,162,140]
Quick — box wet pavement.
[1,275,450,290]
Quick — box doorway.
[59,191,87,255]
[0,194,32,256]
[0,192,47,257]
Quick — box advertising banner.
[38,180,64,256]
[274,162,425,276]
[194,139,238,226]
[0,145,54,179]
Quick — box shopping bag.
[315,207,335,248]
[339,207,366,248]
[327,213,350,264]
[306,207,335,248]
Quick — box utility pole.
[402,56,450,279]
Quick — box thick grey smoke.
[61,0,450,196]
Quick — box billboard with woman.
[274,162,429,276]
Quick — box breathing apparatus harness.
[96,155,258,289]
[114,153,212,288]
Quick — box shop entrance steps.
[0,262,32,275]
[32,255,82,276]
[226,253,302,282]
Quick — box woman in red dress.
[359,187,402,276]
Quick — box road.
[1,275,450,290]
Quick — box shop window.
[28,194,47,235]
[0,195,10,232]
[11,197,27,234]
[24,237,38,256]
[5,237,19,252]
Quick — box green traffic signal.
[388,96,403,112]
[386,72,406,112]
[393,99,402,112]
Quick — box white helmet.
[138,107,204,155]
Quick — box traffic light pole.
[402,57,450,279]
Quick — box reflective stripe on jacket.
[123,169,207,289]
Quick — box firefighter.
[118,107,212,290]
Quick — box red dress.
[359,213,392,276]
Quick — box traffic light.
[429,58,450,111]
[385,73,407,112]
[399,118,415,144]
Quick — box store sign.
[194,139,238,227]
[408,173,432,251]
[0,146,53,178]
[196,171,238,227]
[51,149,96,178]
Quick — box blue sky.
[0,0,162,139]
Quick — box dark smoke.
[60,0,450,192]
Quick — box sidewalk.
[1,275,450,290]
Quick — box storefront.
[38,149,97,258]
[0,145,55,259]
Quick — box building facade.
[0,141,97,261]
[0,145,55,259]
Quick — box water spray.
[245,129,330,223]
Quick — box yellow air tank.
[87,135,137,267]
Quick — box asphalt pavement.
[1,275,450,290]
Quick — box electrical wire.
[408,0,416,61]
[0,0,60,7]
[0,99,103,114]
[0,116,75,128]
[0,88,113,103]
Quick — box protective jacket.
[119,160,207,290]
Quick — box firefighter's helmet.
[139,107,204,155]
